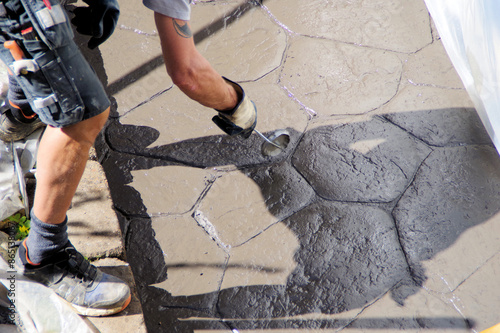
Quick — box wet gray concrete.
[89,0,500,332]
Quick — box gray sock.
[24,211,68,264]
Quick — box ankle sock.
[24,211,69,264]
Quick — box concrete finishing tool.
[254,129,290,157]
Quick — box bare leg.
[154,12,239,111]
[32,108,110,225]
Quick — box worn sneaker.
[15,239,131,317]
[0,105,45,142]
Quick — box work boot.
[212,77,257,139]
[0,104,45,142]
[15,239,131,317]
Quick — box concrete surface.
[5,0,500,332]
[91,0,500,332]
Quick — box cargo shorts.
[0,0,110,128]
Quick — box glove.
[212,77,257,139]
[71,0,120,49]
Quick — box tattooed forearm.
[173,19,192,38]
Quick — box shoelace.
[64,247,98,286]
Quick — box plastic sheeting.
[0,130,42,221]
[0,255,94,333]
[425,0,500,153]
[0,143,23,220]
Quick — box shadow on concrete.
[98,106,497,332]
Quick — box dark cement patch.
[217,201,411,322]
[105,120,301,168]
[346,314,471,331]
[383,108,492,147]
[244,160,316,220]
[101,151,152,217]
[393,145,500,267]
[292,118,431,202]
[122,217,167,287]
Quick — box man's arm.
[154,12,238,111]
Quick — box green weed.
[8,213,31,240]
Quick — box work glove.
[212,77,257,139]
[71,0,120,49]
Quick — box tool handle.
[4,41,25,61]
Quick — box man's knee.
[63,108,109,145]
[89,107,110,130]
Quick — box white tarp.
[425,0,500,152]
[0,254,94,333]
[0,61,43,221]
[0,131,42,221]
[0,143,23,220]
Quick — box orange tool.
[4,41,27,74]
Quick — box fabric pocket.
[19,0,74,49]
[20,39,84,127]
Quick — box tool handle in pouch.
[4,41,28,74]
[4,41,24,60]
[20,0,74,49]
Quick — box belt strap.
[11,59,40,75]
[33,94,57,109]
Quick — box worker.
[0,0,129,316]
[0,0,257,316]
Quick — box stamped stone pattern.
[393,146,500,293]
[130,166,215,215]
[221,221,300,290]
[197,170,280,246]
[348,290,470,331]
[292,116,431,202]
[93,0,500,332]
[452,252,500,332]
[403,40,464,88]
[191,2,288,81]
[100,29,170,117]
[263,0,432,53]
[150,214,229,297]
[280,37,402,116]
[378,84,490,146]
[118,81,309,150]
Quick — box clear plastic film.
[0,254,94,333]
[425,0,500,152]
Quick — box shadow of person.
[99,107,497,332]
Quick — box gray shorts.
[0,0,110,128]
[46,39,111,126]
[143,0,191,21]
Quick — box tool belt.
[0,0,84,127]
